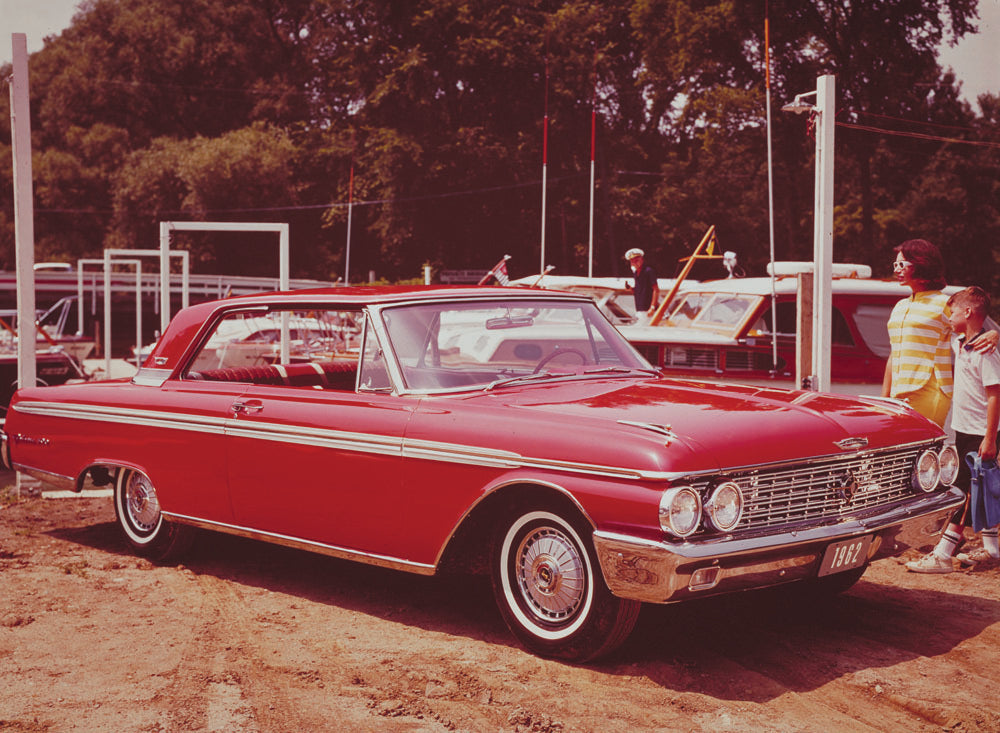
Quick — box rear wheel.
[113,468,192,561]
[491,507,640,662]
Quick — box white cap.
[624,248,644,260]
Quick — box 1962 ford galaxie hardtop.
[1,286,963,661]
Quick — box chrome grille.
[690,444,927,533]
[666,347,718,369]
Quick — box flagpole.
[345,133,355,286]
[764,7,779,372]
[539,43,549,277]
[588,55,596,279]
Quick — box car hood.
[470,376,939,473]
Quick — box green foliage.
[1,0,997,293]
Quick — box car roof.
[677,276,916,298]
[199,284,591,308]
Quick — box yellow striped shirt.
[887,290,953,398]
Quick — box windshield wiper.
[484,371,570,391]
[583,366,662,377]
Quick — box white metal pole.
[10,34,36,396]
[159,223,171,333]
[588,87,596,279]
[588,159,595,279]
[540,56,549,277]
[540,163,548,276]
[134,263,142,366]
[76,267,84,335]
[181,251,189,310]
[103,251,112,378]
[345,201,353,285]
[345,161,354,286]
[764,18,779,374]
[812,75,836,393]
[279,225,290,363]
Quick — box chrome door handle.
[231,399,264,415]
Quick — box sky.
[1,0,998,110]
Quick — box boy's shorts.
[952,431,1000,527]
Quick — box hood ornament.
[835,437,868,451]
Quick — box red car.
[2,286,963,661]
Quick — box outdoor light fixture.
[781,91,817,115]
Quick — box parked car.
[1,286,963,661]
[618,263,980,394]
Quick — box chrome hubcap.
[515,526,585,623]
[126,473,160,532]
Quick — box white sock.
[934,528,962,560]
[983,528,999,558]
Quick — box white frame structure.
[160,222,290,361]
[103,249,189,375]
[76,258,143,378]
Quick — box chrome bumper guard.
[593,488,963,604]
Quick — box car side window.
[358,317,392,392]
[182,308,363,391]
[755,303,855,347]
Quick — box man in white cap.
[624,247,659,324]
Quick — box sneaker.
[956,547,1000,566]
[905,552,954,574]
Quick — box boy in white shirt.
[907,286,1000,572]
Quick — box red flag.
[478,255,512,286]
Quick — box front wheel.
[113,468,192,562]
[491,508,640,662]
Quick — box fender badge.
[835,437,868,451]
[14,433,50,447]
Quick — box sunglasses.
[892,260,912,271]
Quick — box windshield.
[378,299,652,391]
[663,292,761,336]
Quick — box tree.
[1,0,995,290]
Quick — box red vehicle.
[619,267,909,392]
[2,286,963,660]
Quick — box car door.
[224,385,416,559]
[221,308,421,563]
[147,377,252,525]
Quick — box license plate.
[818,535,872,577]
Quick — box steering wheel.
[533,348,587,373]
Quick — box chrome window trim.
[132,368,173,387]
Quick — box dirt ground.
[2,485,999,733]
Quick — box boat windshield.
[377,299,652,391]
[662,292,762,336]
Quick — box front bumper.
[593,488,963,604]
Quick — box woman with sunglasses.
[883,239,997,426]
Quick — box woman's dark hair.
[894,239,946,290]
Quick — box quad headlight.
[704,481,744,532]
[914,449,940,492]
[938,444,959,486]
[659,486,702,538]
